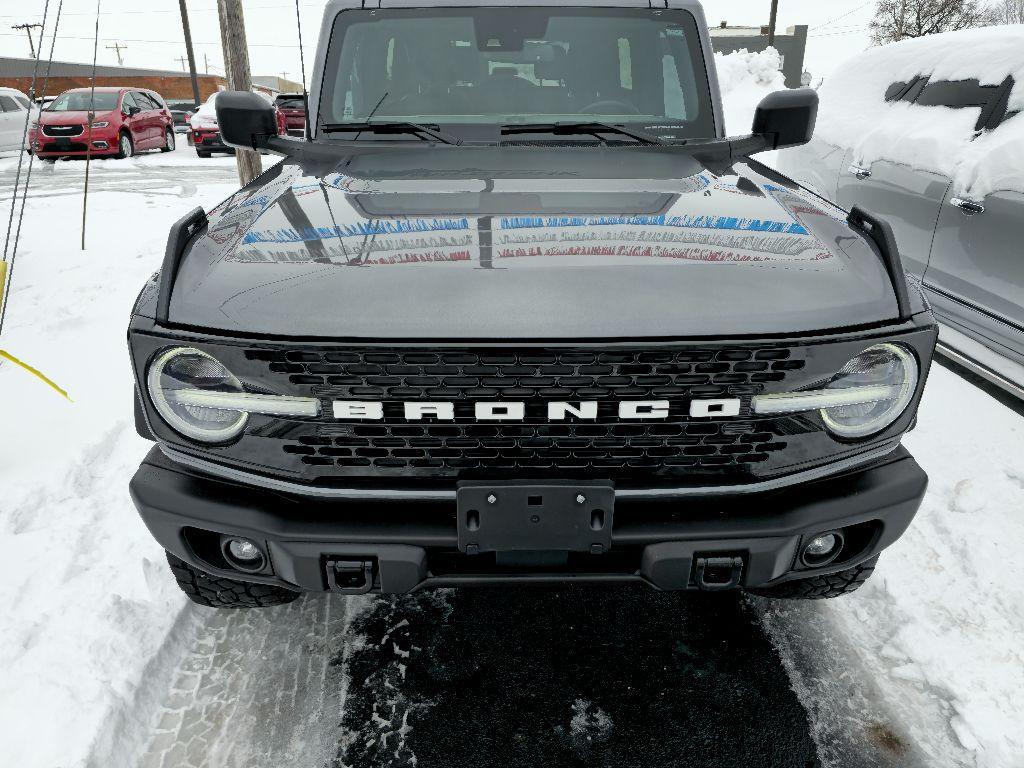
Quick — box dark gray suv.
[127,0,937,609]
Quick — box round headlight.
[819,343,918,439]
[147,347,248,443]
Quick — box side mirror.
[216,91,278,151]
[125,105,141,117]
[751,88,818,150]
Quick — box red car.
[273,93,307,137]
[33,86,175,160]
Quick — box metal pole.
[178,0,202,107]
[767,0,780,47]
[217,0,262,185]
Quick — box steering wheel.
[580,99,641,115]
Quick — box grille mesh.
[244,347,806,478]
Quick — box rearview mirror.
[751,88,818,150]
[216,91,278,151]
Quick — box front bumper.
[35,133,118,156]
[130,445,928,594]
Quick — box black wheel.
[160,128,175,153]
[115,131,134,159]
[748,556,879,600]
[166,552,300,609]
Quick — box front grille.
[42,142,88,152]
[240,346,809,482]
[42,124,84,137]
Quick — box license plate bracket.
[456,481,615,555]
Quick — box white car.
[0,87,33,155]
[777,26,1024,398]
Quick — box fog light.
[223,537,265,572]
[801,531,843,567]
[806,534,837,557]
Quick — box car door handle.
[950,197,984,215]
[848,164,872,179]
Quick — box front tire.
[115,131,134,159]
[748,556,879,600]
[160,128,175,153]
[166,552,300,609]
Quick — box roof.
[0,56,217,80]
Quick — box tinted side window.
[122,92,139,111]
[14,96,31,110]
[0,95,21,112]
[884,75,1015,131]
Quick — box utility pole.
[767,0,780,47]
[106,42,127,66]
[11,23,43,58]
[204,52,210,74]
[217,0,262,185]
[177,0,202,108]
[175,56,188,71]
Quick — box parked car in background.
[273,93,307,136]
[777,26,1024,399]
[166,99,199,133]
[0,87,33,154]
[189,93,233,157]
[190,91,286,157]
[33,86,175,160]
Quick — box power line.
[811,2,873,31]
[0,31,301,48]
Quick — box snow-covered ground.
[1,52,1022,768]
[760,366,1024,768]
[0,143,236,768]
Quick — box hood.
[165,145,905,340]
[39,110,105,125]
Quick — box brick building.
[0,57,303,103]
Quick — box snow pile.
[0,144,239,768]
[714,47,789,136]
[813,26,1024,199]
[764,366,1024,768]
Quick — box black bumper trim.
[158,441,902,501]
[130,445,928,594]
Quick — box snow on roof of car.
[815,25,1024,200]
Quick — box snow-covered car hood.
[159,145,916,339]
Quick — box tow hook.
[326,558,376,594]
[694,556,744,591]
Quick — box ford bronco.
[128,0,936,607]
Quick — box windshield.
[319,7,715,141]
[48,91,120,112]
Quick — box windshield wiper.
[501,121,665,145]
[320,121,461,145]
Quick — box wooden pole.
[217,0,262,185]
[767,0,780,47]
[178,0,202,107]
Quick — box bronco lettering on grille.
[331,399,742,421]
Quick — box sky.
[1,1,876,86]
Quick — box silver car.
[777,27,1024,398]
